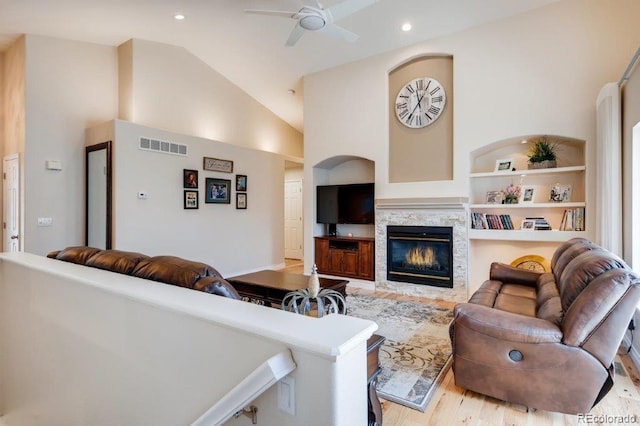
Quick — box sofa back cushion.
[558,249,628,313]
[131,256,222,289]
[551,238,599,283]
[47,246,103,265]
[85,250,149,275]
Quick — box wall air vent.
[139,137,187,157]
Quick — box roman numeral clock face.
[395,77,447,128]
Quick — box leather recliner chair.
[449,238,640,414]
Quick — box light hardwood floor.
[281,259,640,425]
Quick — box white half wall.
[0,252,376,425]
[88,120,287,277]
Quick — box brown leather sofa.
[449,238,640,414]
[47,246,241,300]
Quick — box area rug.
[346,294,454,412]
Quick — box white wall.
[23,35,118,255]
[89,120,286,277]
[123,39,303,160]
[0,252,376,425]
[303,0,640,275]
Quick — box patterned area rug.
[347,294,454,412]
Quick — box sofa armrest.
[489,262,541,287]
[195,277,242,300]
[452,303,562,343]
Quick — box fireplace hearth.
[386,225,453,288]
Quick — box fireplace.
[386,225,453,288]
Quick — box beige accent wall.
[118,40,134,122]
[389,56,453,183]
[3,37,25,158]
[121,39,303,160]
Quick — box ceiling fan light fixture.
[299,15,326,31]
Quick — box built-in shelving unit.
[469,136,587,243]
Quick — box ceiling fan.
[244,0,379,47]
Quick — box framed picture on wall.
[236,174,247,192]
[236,193,247,210]
[183,169,198,188]
[184,190,198,209]
[205,178,231,204]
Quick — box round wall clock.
[510,255,551,273]
[395,77,447,128]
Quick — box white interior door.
[284,180,303,259]
[3,154,20,252]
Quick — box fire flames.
[405,246,440,270]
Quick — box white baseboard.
[622,333,640,370]
[226,262,286,279]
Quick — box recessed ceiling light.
[401,23,412,32]
[174,14,185,20]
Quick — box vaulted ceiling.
[0,0,558,132]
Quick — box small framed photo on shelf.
[183,169,198,189]
[521,219,536,230]
[205,178,231,204]
[184,190,199,209]
[520,185,536,204]
[550,183,572,202]
[494,158,514,172]
[236,174,247,192]
[485,190,503,204]
[236,193,247,209]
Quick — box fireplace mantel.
[376,197,469,210]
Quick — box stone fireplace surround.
[375,197,469,303]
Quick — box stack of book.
[471,213,514,230]
[559,208,585,231]
[526,217,552,231]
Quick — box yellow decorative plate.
[510,255,551,273]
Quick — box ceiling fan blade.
[322,23,359,43]
[285,23,306,47]
[327,0,379,22]
[244,9,297,18]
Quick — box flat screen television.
[316,183,374,225]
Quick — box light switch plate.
[37,217,53,227]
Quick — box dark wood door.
[359,241,374,280]
[343,251,358,275]
[329,250,344,273]
[314,238,330,272]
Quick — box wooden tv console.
[314,236,375,281]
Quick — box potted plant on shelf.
[527,136,558,169]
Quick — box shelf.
[471,202,586,209]
[469,229,587,242]
[470,165,586,179]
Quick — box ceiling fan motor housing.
[299,13,326,31]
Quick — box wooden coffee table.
[227,269,348,307]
